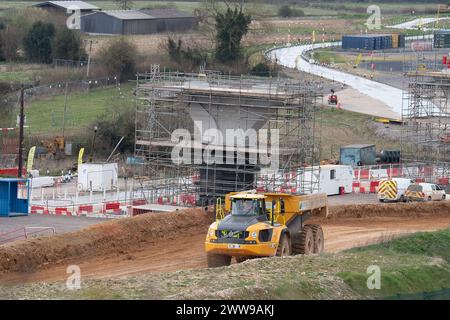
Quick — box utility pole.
[62,82,69,138]
[85,39,97,78]
[17,85,25,178]
[89,126,98,162]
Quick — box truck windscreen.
[231,199,263,216]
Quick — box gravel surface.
[0,215,107,237]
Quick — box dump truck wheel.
[276,234,291,257]
[235,256,247,263]
[206,253,231,268]
[291,226,314,255]
[307,224,324,253]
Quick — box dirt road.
[1,214,449,286]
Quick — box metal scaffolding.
[133,70,322,205]
[401,52,450,183]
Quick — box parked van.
[405,183,446,202]
[378,178,412,202]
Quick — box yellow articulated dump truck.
[205,191,329,267]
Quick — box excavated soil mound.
[0,202,449,275]
[0,208,212,274]
[326,201,450,220]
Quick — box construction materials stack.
[342,34,405,50]
[434,31,450,48]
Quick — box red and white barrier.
[30,205,49,215]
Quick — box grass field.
[24,83,134,135]
[1,1,444,16]
[0,71,32,83]
[0,1,334,16]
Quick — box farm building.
[80,9,197,35]
[34,1,100,16]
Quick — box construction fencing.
[27,161,450,219]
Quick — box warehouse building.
[34,1,100,16]
[80,9,197,35]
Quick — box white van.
[378,178,412,202]
[405,183,446,202]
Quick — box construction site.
[0,0,450,302]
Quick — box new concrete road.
[267,18,441,119]
[268,42,403,119]
[386,17,450,31]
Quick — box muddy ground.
[0,202,449,286]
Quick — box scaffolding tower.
[402,52,450,183]
[134,70,321,206]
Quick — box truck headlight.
[251,231,258,239]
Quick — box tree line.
[0,9,85,64]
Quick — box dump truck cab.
[205,191,328,267]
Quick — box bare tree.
[115,0,133,10]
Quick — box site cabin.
[304,165,353,196]
[204,190,328,267]
[77,163,118,192]
[0,178,30,217]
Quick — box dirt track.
[0,202,449,285]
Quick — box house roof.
[86,9,195,21]
[100,10,154,20]
[139,9,195,19]
[34,1,100,10]
[341,144,375,149]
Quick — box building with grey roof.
[34,1,100,14]
[80,9,197,35]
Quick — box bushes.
[53,29,85,61]
[167,37,207,68]
[23,21,55,64]
[278,5,305,18]
[215,7,251,63]
[0,26,22,61]
[95,103,135,155]
[250,62,278,77]
[98,38,138,81]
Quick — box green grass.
[337,230,450,298]
[0,71,32,83]
[353,229,450,263]
[24,84,134,135]
[314,49,348,64]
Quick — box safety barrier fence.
[30,192,198,219]
[28,162,450,219]
[0,227,56,245]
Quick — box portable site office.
[0,178,30,217]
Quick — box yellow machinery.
[205,190,328,267]
[41,137,65,157]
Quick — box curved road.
[267,18,440,119]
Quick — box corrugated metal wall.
[123,20,155,35]
[81,13,197,35]
[123,17,197,34]
[81,12,123,34]
[154,17,197,33]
